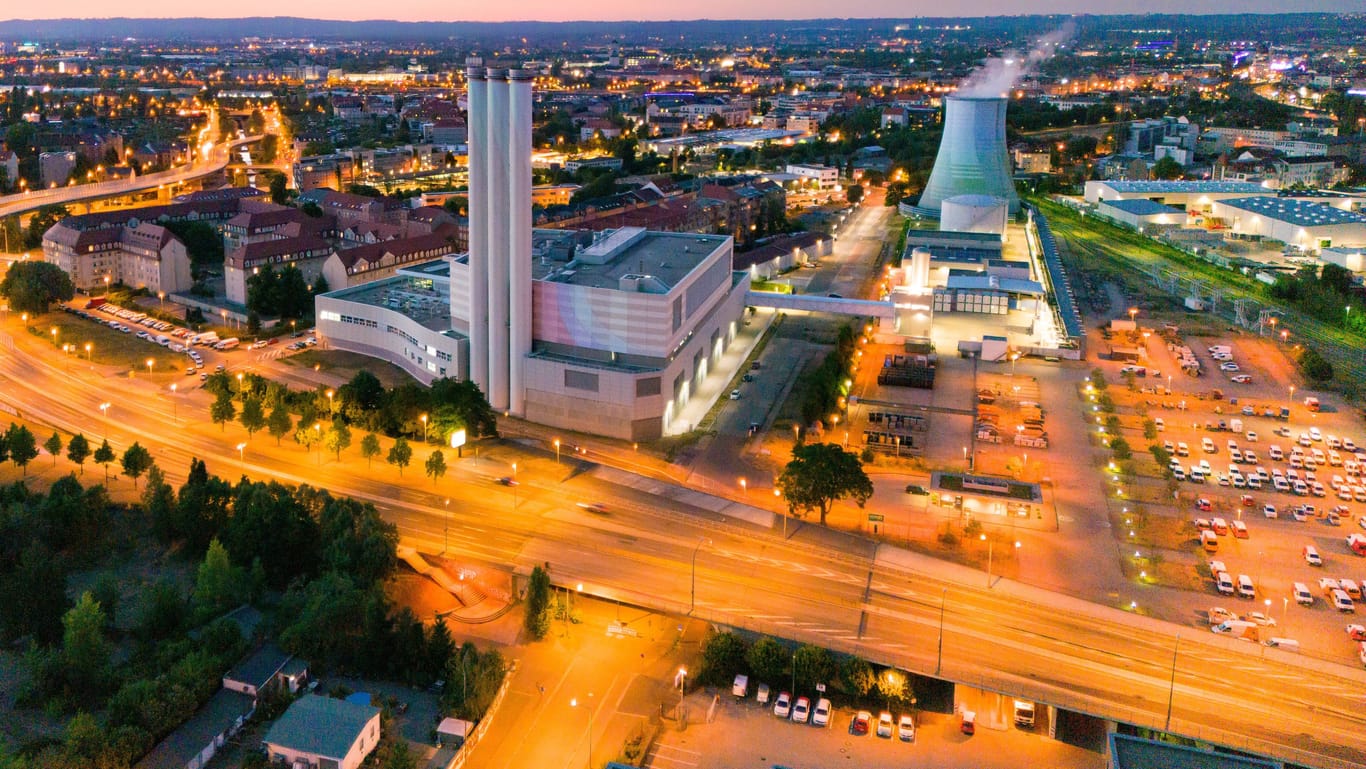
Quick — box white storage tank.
[908,248,932,292]
[941,194,1008,237]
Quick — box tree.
[524,565,551,640]
[0,258,75,314]
[846,184,864,204]
[776,443,874,525]
[360,433,382,468]
[143,463,176,539]
[66,433,90,474]
[1297,346,1334,383]
[22,204,69,250]
[62,591,112,694]
[876,668,911,707]
[0,541,68,644]
[6,423,37,476]
[93,439,115,482]
[121,443,153,488]
[840,656,876,697]
[387,437,412,476]
[425,449,447,486]
[268,171,289,204]
[792,644,837,693]
[210,392,236,431]
[324,420,352,460]
[1152,155,1184,180]
[746,637,788,684]
[239,396,265,437]
[194,538,242,617]
[267,400,293,445]
[699,631,749,686]
[43,430,62,465]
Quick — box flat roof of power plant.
[1100,198,1184,216]
[1218,196,1366,227]
[324,266,453,331]
[539,228,729,292]
[1099,181,1267,194]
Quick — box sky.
[5,0,1366,22]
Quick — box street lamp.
[444,498,451,555]
[99,401,111,438]
[420,413,429,443]
[689,537,711,614]
[84,342,92,361]
[236,442,246,461]
[1128,307,1138,323]
[569,695,594,769]
[739,477,747,498]
[980,534,1020,589]
[50,326,58,346]
[326,389,334,414]
[554,438,561,464]
[146,358,154,377]
[169,383,178,424]
[511,462,518,509]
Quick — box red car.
[850,710,871,735]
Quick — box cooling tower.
[917,97,1019,217]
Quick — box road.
[1,323,1364,769]
[0,111,264,221]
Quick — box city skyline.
[4,1,1366,23]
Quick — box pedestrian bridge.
[745,291,896,320]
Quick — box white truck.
[732,674,748,699]
[1013,699,1036,728]
[214,337,240,351]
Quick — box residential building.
[224,236,333,305]
[43,220,192,294]
[222,644,308,702]
[785,163,839,190]
[321,225,461,290]
[263,695,381,769]
[39,150,77,187]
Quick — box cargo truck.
[1013,700,1036,729]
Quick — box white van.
[1269,445,1284,461]
[1333,589,1355,612]
[1202,438,1216,454]
[1237,574,1256,598]
[1211,619,1254,634]
[1263,637,1300,652]
[1293,582,1314,605]
[1215,571,1235,595]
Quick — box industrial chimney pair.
[466,58,532,414]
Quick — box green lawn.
[21,313,187,374]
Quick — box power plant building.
[915,97,1019,217]
[317,60,750,440]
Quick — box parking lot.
[645,691,1100,769]
[1094,324,1366,665]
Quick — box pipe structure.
[464,57,490,395]
[507,69,533,416]
[484,68,511,411]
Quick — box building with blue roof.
[1212,197,1366,254]
[1097,198,1186,230]
[1084,180,1273,212]
[263,695,381,769]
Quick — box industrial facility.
[913,97,1020,217]
[317,60,751,441]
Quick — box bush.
[1296,346,1334,383]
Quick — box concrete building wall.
[317,295,467,385]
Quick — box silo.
[941,194,1009,237]
[917,97,1019,216]
[909,248,931,292]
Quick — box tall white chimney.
[507,69,533,416]
[463,58,489,396]
[484,67,511,411]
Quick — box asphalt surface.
[2,317,1365,769]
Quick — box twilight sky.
[5,0,1366,22]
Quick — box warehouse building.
[1210,197,1366,254]
[1083,180,1272,212]
[1095,198,1186,231]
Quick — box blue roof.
[1100,198,1184,216]
[1102,181,1265,194]
[1218,196,1366,227]
[264,695,379,760]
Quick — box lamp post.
[935,587,947,676]
[444,498,451,555]
[84,342,92,361]
[1288,385,1295,413]
[326,389,334,415]
[169,383,178,425]
[236,442,246,461]
[50,326,58,347]
[146,358,154,377]
[420,413,429,443]
[554,438,561,464]
[570,695,594,769]
[689,537,711,615]
[99,401,111,439]
[739,477,747,498]
[313,422,322,465]
[980,535,1020,588]
[1164,634,1180,731]
[511,463,518,509]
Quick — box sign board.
[868,514,885,522]
[449,428,467,449]
[816,683,826,692]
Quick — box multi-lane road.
[1,325,1364,768]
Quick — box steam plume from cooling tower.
[957,22,1075,98]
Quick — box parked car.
[876,711,894,738]
[773,691,792,718]
[850,711,871,735]
[812,698,831,727]
[898,713,916,742]
[791,696,810,724]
